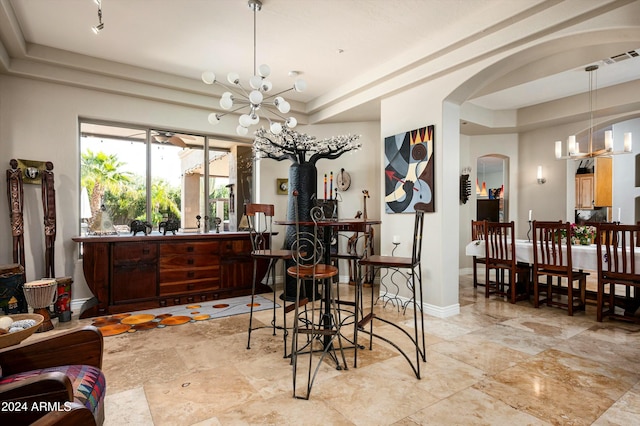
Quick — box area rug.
[91,295,277,337]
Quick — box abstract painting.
[384,125,434,213]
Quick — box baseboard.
[381,293,460,318]
[422,302,460,318]
[71,298,91,318]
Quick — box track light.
[92,0,104,34]
[92,23,104,34]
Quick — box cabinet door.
[111,243,158,303]
[575,175,594,209]
[220,239,253,290]
[112,262,158,303]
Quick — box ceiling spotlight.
[92,23,104,34]
[92,0,104,34]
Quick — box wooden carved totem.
[6,159,25,271]
[41,161,56,278]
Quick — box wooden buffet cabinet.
[72,233,268,318]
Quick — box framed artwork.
[384,125,434,213]
[276,178,288,195]
[17,159,46,185]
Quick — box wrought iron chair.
[532,221,587,316]
[471,219,487,288]
[246,203,294,358]
[356,205,427,379]
[596,223,640,322]
[286,191,348,399]
[484,221,531,303]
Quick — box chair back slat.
[412,205,428,265]
[597,223,640,279]
[484,221,515,265]
[533,221,572,273]
[471,220,486,241]
[246,203,275,252]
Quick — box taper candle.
[330,171,333,200]
[324,174,327,200]
[528,210,532,221]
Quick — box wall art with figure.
[384,125,434,213]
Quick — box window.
[80,121,232,235]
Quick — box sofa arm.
[0,326,103,376]
[31,401,97,426]
[0,371,74,425]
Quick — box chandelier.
[555,65,632,159]
[201,0,306,137]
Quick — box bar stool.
[246,203,294,358]
[356,204,427,379]
[287,192,347,400]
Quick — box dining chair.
[471,220,487,288]
[245,203,294,358]
[595,223,640,322]
[356,204,427,379]
[484,221,531,303]
[532,221,587,316]
[286,191,348,400]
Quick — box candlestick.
[324,174,327,200]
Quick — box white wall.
[612,118,640,224]
[0,74,380,299]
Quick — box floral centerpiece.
[561,223,596,245]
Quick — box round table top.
[274,218,381,226]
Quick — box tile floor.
[57,274,640,425]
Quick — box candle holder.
[527,220,532,242]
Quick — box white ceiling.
[1,0,639,134]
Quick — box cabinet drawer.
[159,265,220,283]
[159,255,219,269]
[112,242,158,264]
[159,278,220,296]
[160,241,219,256]
[220,239,252,255]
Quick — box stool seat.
[252,249,294,259]
[287,264,338,280]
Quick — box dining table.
[466,238,640,316]
[465,238,607,271]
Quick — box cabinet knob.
[187,258,195,265]
[142,249,150,255]
[187,271,195,278]
[187,246,195,252]
[187,284,194,290]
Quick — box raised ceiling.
[0,0,639,135]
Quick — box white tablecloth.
[465,239,602,271]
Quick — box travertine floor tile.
[86,274,640,425]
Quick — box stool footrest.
[285,298,308,314]
[357,312,375,328]
[297,328,338,336]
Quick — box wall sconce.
[537,166,546,184]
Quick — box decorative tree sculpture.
[253,127,360,300]
[254,127,361,221]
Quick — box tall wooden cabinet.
[575,157,612,209]
[73,233,269,318]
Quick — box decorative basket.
[0,313,44,349]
